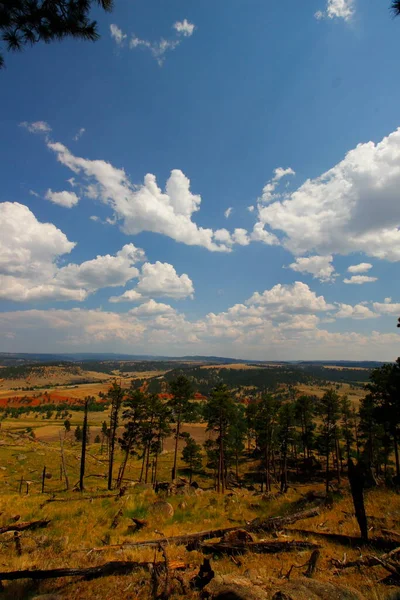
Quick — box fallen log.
[116,507,320,550]
[283,528,400,550]
[200,540,319,556]
[248,508,320,532]
[381,528,400,541]
[0,520,50,535]
[0,560,188,583]
[332,546,400,576]
[40,493,119,508]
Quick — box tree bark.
[171,411,181,481]
[348,459,368,541]
[59,431,69,491]
[79,399,89,492]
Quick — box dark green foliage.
[392,1,400,17]
[181,434,203,482]
[316,389,341,493]
[204,383,238,493]
[106,382,125,490]
[168,375,194,481]
[74,425,82,442]
[63,419,71,432]
[294,395,316,461]
[0,0,113,68]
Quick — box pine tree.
[204,383,237,493]
[0,0,114,68]
[317,390,341,494]
[168,375,194,481]
[254,393,279,492]
[182,434,202,482]
[106,382,125,490]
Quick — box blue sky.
[1,0,400,359]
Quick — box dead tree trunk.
[41,466,46,494]
[348,459,368,541]
[59,430,69,490]
[79,399,89,492]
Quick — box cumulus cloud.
[111,19,195,66]
[335,303,377,319]
[0,203,75,280]
[109,289,143,303]
[347,262,372,273]
[232,228,250,246]
[247,281,333,314]
[130,299,176,316]
[343,275,378,284]
[260,166,295,204]
[46,141,241,252]
[0,203,155,302]
[315,0,354,21]
[372,298,400,315]
[45,189,79,208]
[224,207,233,218]
[2,282,400,360]
[253,128,400,262]
[288,255,335,282]
[19,121,51,134]
[136,261,194,299]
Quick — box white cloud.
[109,289,143,303]
[343,275,378,284]
[73,128,85,142]
[347,262,372,273]
[110,24,127,45]
[232,228,250,246]
[130,299,176,316]
[2,283,400,360]
[288,255,335,282]
[173,19,195,37]
[47,141,240,252]
[224,207,233,218]
[253,128,400,262]
[29,190,39,198]
[0,203,75,280]
[19,121,51,134]
[315,0,354,21]
[45,189,79,208]
[111,20,195,66]
[90,215,100,222]
[247,281,333,314]
[0,204,150,302]
[335,303,377,319]
[136,261,194,300]
[54,244,144,293]
[247,206,255,213]
[372,298,400,315]
[260,166,295,203]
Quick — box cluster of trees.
[72,358,400,493]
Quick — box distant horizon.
[0,350,389,365]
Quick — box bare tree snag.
[79,398,89,492]
[41,466,46,494]
[13,532,22,556]
[348,459,368,541]
[59,430,69,491]
[111,508,123,530]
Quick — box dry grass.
[0,424,399,600]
